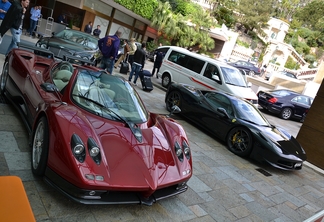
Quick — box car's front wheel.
[162,73,171,88]
[166,90,182,112]
[0,61,9,95]
[226,127,253,157]
[280,107,292,120]
[31,116,49,176]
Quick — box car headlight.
[88,138,101,165]
[174,141,184,162]
[71,134,86,163]
[182,140,191,160]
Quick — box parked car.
[227,60,261,76]
[0,46,192,205]
[35,29,99,61]
[257,89,313,121]
[265,70,297,81]
[165,83,306,170]
[157,46,258,105]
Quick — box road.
[0,34,323,221]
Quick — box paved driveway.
[0,35,323,221]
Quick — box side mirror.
[212,74,220,81]
[167,105,181,117]
[41,83,58,92]
[217,107,230,118]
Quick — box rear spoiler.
[17,42,54,59]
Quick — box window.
[167,51,204,74]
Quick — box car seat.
[53,70,73,91]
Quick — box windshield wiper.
[72,94,143,142]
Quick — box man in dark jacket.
[98,30,122,74]
[152,50,164,78]
[128,42,146,85]
[0,0,30,54]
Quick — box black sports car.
[36,29,99,61]
[165,83,306,170]
[257,89,313,122]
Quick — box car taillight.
[268,97,278,103]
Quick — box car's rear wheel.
[0,61,9,95]
[280,107,292,120]
[226,127,253,157]
[248,70,255,76]
[31,116,49,176]
[162,73,171,88]
[166,90,182,112]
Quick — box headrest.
[54,70,72,82]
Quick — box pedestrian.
[0,0,30,55]
[92,24,101,37]
[27,5,41,37]
[97,30,122,74]
[128,37,137,66]
[57,13,67,25]
[84,21,92,34]
[128,42,146,86]
[0,0,11,27]
[114,39,130,68]
[152,50,163,78]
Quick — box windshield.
[233,99,270,126]
[220,66,248,87]
[55,30,98,50]
[71,69,148,123]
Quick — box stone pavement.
[1,35,324,221]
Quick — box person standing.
[27,5,41,36]
[0,0,11,27]
[98,30,122,74]
[92,25,101,37]
[128,42,146,86]
[152,50,163,78]
[0,0,30,54]
[84,21,92,34]
[57,14,67,25]
[128,38,137,66]
[114,39,130,68]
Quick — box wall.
[297,79,324,169]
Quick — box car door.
[191,92,233,139]
[291,95,310,118]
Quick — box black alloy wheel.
[226,127,253,157]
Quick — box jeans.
[28,19,38,35]
[6,28,21,55]
[100,56,115,74]
[128,63,142,84]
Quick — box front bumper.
[44,167,188,205]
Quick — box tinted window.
[271,90,292,97]
[168,50,205,74]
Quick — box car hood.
[88,114,191,190]
[227,84,258,100]
[39,37,96,52]
[257,125,306,160]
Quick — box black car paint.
[257,89,313,121]
[165,83,306,170]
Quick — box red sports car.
[0,46,192,205]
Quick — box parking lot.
[1,34,324,221]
